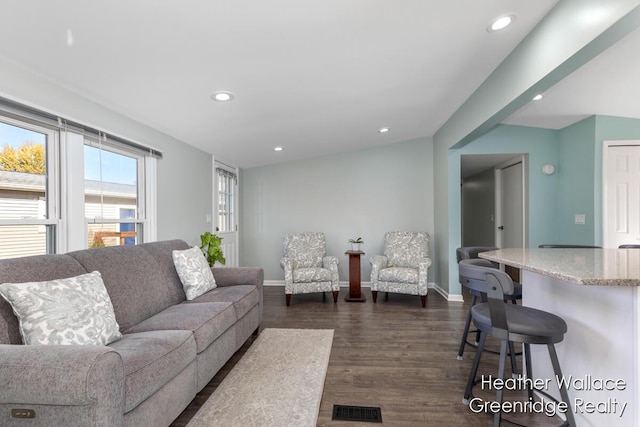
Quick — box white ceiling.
[503,24,640,129]
[0,0,562,169]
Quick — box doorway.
[495,156,527,249]
[603,141,640,248]
[460,154,527,249]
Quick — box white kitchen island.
[479,248,640,427]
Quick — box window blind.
[0,96,162,159]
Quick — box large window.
[0,100,159,259]
[85,140,145,248]
[0,119,57,259]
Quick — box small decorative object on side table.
[344,250,366,302]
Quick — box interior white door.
[603,143,640,248]
[497,161,524,248]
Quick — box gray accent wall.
[240,137,435,284]
[0,57,213,248]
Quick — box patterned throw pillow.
[0,271,122,346]
[172,246,217,300]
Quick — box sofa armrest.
[211,267,264,321]
[211,267,264,289]
[0,344,124,421]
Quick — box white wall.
[0,57,212,248]
[240,137,435,283]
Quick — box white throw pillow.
[172,246,217,300]
[0,271,122,346]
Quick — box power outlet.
[574,214,586,225]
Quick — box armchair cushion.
[384,231,430,268]
[293,267,332,283]
[379,267,419,284]
[282,232,326,268]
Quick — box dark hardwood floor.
[171,287,564,426]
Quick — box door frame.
[602,140,640,248]
[494,155,528,249]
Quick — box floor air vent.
[332,405,382,423]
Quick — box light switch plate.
[574,214,586,225]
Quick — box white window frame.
[83,134,148,248]
[215,164,237,233]
[0,114,60,256]
[0,99,160,256]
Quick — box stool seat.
[472,303,567,344]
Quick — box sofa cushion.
[124,302,236,353]
[172,247,217,300]
[0,271,121,346]
[379,267,419,284]
[186,285,259,320]
[108,330,196,413]
[68,245,176,331]
[138,240,190,306]
[0,254,88,345]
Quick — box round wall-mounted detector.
[542,164,555,175]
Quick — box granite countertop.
[479,248,640,286]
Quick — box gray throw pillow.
[0,271,122,346]
[172,246,217,300]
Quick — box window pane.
[0,121,47,220]
[0,224,49,259]
[88,223,141,248]
[84,145,137,220]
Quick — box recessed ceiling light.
[488,14,516,32]
[273,146,284,152]
[378,127,390,133]
[532,94,543,101]
[211,91,234,102]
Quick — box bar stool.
[459,259,576,427]
[456,247,522,363]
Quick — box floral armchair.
[280,232,340,306]
[369,231,431,307]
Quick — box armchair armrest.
[369,255,388,289]
[322,256,339,271]
[279,257,294,290]
[418,257,432,294]
[322,256,340,290]
[0,344,124,421]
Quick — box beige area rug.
[187,328,334,427]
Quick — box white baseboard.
[263,280,464,302]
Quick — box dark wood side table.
[344,250,366,302]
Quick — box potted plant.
[200,231,226,266]
[348,237,364,251]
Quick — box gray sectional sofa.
[0,239,263,427]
